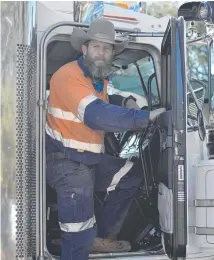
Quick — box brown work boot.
[91,237,131,253]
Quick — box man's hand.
[149,108,166,122]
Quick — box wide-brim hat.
[70,19,128,55]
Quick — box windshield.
[107,53,160,158]
[110,55,160,108]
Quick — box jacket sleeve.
[51,71,150,132]
[84,98,150,132]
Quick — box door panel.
[159,17,187,259]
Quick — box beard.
[84,53,112,80]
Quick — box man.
[46,19,165,260]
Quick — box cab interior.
[45,36,167,258]
[45,33,208,258]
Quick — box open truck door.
[158,16,188,259]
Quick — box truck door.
[158,16,187,259]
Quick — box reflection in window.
[212,48,214,75]
[211,45,214,93]
[187,43,209,82]
[120,134,141,158]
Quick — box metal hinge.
[37,99,46,108]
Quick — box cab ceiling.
[47,40,149,77]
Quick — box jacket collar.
[77,56,90,77]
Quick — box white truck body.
[1,2,214,260]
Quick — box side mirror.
[178,1,213,22]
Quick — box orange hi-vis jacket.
[46,56,150,161]
[46,60,108,154]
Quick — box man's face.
[82,40,114,79]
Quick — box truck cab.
[1,1,214,260]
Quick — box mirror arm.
[187,80,208,125]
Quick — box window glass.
[211,44,214,94]
[187,43,209,82]
[108,54,160,108]
[107,54,160,158]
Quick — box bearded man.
[46,19,165,260]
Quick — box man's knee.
[116,160,143,190]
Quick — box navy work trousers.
[46,154,143,260]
